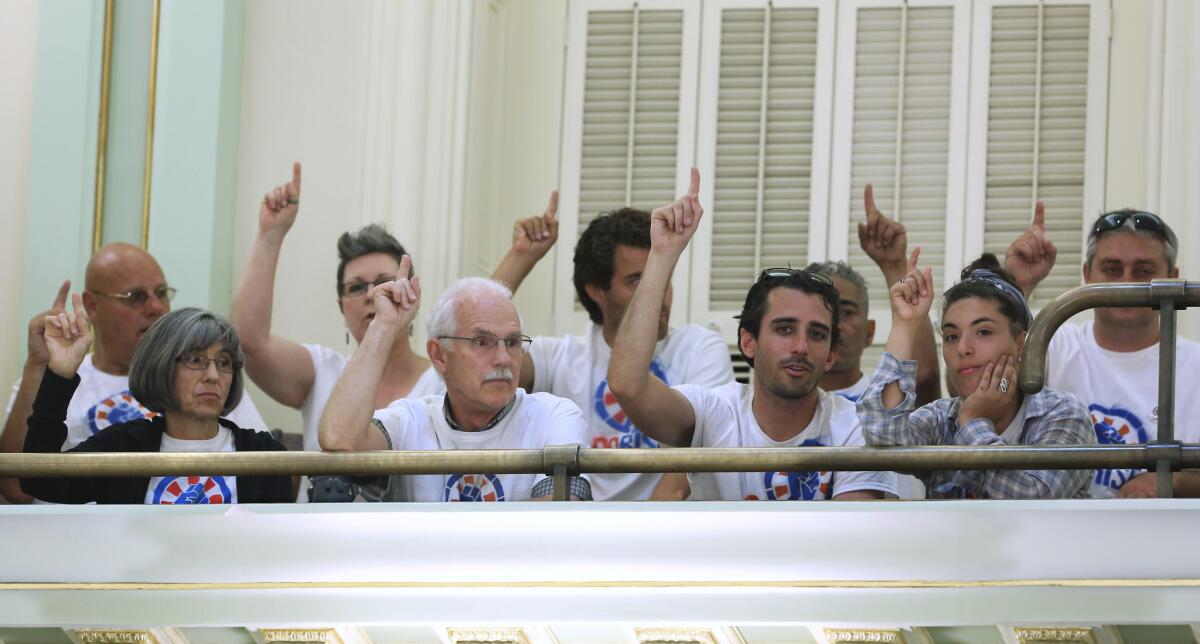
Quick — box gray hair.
[426,278,522,351]
[336,224,411,297]
[805,260,870,316]
[129,308,245,416]
[1085,209,1179,270]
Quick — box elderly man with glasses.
[0,243,266,503]
[1005,207,1200,498]
[606,169,897,501]
[319,257,591,502]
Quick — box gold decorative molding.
[824,628,907,643]
[92,0,116,253]
[445,628,530,644]
[635,627,718,643]
[140,0,162,249]
[1014,627,1097,643]
[74,629,159,644]
[260,628,344,644]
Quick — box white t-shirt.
[145,427,238,504]
[300,343,444,451]
[373,390,588,502]
[675,382,898,501]
[529,324,734,500]
[5,354,267,451]
[832,369,926,500]
[1046,321,1200,498]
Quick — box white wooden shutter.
[966,0,1108,310]
[828,0,971,334]
[691,0,834,341]
[558,1,700,333]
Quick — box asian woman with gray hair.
[20,301,292,504]
[855,250,1095,499]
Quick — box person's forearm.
[882,322,922,408]
[490,248,541,293]
[912,318,942,405]
[609,251,676,399]
[318,321,396,451]
[0,361,48,503]
[231,234,285,353]
[1173,471,1200,498]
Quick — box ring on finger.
[999,378,1010,394]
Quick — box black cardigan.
[20,368,293,504]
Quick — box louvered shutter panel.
[708,6,820,310]
[846,5,956,315]
[982,4,1090,309]
[579,9,684,228]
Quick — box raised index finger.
[907,246,922,273]
[864,183,879,221]
[1032,199,1045,231]
[397,254,412,280]
[545,190,559,220]
[51,279,71,311]
[687,166,700,198]
[292,162,302,190]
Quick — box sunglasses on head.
[756,267,834,288]
[1090,211,1177,247]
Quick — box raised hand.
[957,355,1020,426]
[650,166,703,257]
[26,280,71,368]
[1004,200,1056,297]
[858,183,909,278]
[258,161,302,241]
[509,191,559,260]
[370,255,421,333]
[889,247,935,324]
[44,293,92,379]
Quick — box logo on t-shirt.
[88,389,158,434]
[592,360,667,449]
[1090,403,1149,491]
[745,439,829,500]
[444,473,506,502]
[151,475,232,504]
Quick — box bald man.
[0,244,266,503]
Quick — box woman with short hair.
[856,250,1095,499]
[21,301,292,504]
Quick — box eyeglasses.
[177,352,239,374]
[1090,211,1177,247]
[438,334,533,354]
[756,267,835,289]
[91,286,176,308]
[340,278,393,298]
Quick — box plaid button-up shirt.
[857,353,1094,499]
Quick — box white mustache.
[484,367,514,382]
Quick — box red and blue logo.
[1090,403,1149,491]
[444,473,506,502]
[592,360,667,448]
[151,475,232,504]
[747,440,829,500]
[88,390,158,434]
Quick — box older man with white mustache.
[320,262,591,501]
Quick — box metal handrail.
[3,443,1197,476]
[1019,278,1200,498]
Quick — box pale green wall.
[19,0,105,343]
[145,0,244,315]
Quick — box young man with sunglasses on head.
[1005,208,1200,498]
[607,169,897,501]
[0,243,267,503]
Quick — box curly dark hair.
[572,208,651,325]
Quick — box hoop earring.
[345,330,350,345]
